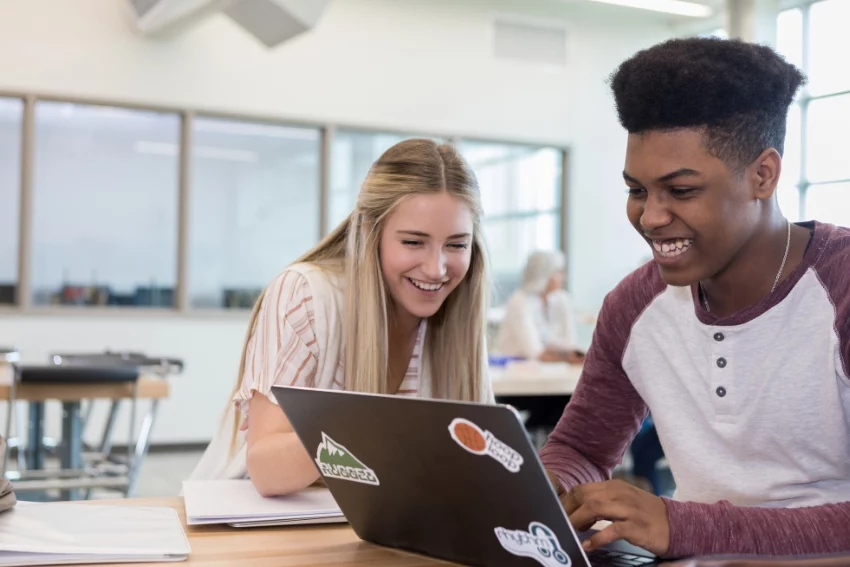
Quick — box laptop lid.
[272,385,601,567]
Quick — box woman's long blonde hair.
[229,139,490,447]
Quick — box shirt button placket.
[713,330,729,406]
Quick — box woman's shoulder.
[273,262,345,297]
[268,263,346,326]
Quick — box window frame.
[0,91,570,316]
[459,139,568,294]
[0,95,25,307]
[780,0,850,220]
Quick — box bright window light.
[587,0,712,17]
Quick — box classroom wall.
[0,0,674,443]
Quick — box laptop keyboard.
[586,548,656,566]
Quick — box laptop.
[272,386,660,567]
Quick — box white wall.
[0,0,674,443]
[0,315,248,448]
[564,13,664,339]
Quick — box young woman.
[495,250,583,363]
[191,139,493,496]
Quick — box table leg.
[125,400,159,497]
[59,401,83,501]
[99,400,121,457]
[26,402,45,470]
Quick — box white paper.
[0,502,190,566]
[181,480,345,526]
[228,515,347,528]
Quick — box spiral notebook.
[0,501,190,566]
[182,479,345,527]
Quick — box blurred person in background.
[495,250,584,363]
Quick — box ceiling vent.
[125,0,331,47]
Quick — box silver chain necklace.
[700,220,791,313]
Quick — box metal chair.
[48,351,183,498]
[0,347,21,473]
[4,365,140,500]
[0,348,55,473]
[3,351,183,500]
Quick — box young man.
[541,37,850,560]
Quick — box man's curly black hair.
[610,37,806,170]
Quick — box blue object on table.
[488,355,526,367]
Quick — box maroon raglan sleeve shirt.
[540,221,850,558]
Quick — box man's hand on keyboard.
[558,479,669,557]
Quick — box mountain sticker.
[314,432,379,486]
[448,417,524,473]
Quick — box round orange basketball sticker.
[448,417,524,472]
[449,418,488,455]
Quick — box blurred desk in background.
[490,361,582,448]
[490,361,581,397]
[0,371,170,499]
[0,374,169,403]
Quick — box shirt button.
[714,332,724,341]
[717,357,727,368]
[716,386,727,397]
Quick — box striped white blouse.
[233,269,425,414]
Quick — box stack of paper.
[0,501,190,566]
[182,479,345,527]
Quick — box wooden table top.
[81,496,458,567]
[70,496,850,567]
[0,375,169,402]
[490,362,582,397]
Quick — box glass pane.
[330,131,441,230]
[777,185,801,222]
[32,102,180,307]
[188,117,321,309]
[459,141,562,217]
[776,9,803,77]
[782,103,801,186]
[483,213,559,303]
[808,0,850,96]
[805,182,850,227]
[0,98,22,305]
[806,94,850,184]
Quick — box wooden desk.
[0,374,170,498]
[490,362,582,397]
[74,497,850,567]
[84,496,458,567]
[0,375,169,402]
[667,556,850,567]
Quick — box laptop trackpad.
[576,530,657,558]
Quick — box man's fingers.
[568,497,630,532]
[558,481,630,522]
[568,502,601,532]
[581,523,623,552]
